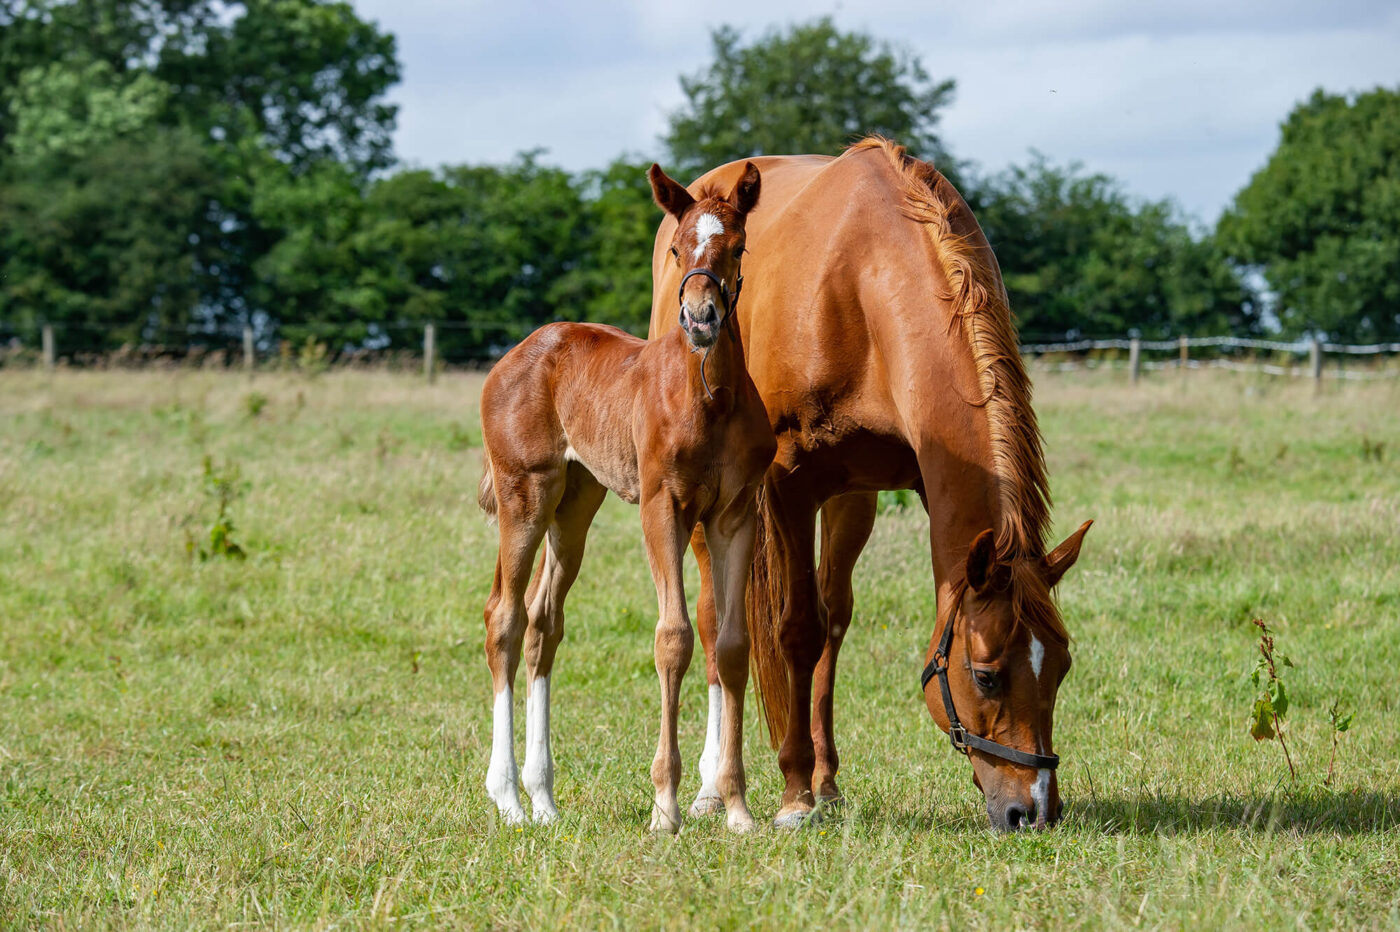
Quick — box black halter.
[919,583,1060,771]
[677,267,742,334]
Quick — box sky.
[350,0,1400,225]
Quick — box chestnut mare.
[477,162,775,833]
[648,138,1092,831]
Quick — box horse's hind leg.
[687,527,726,817]
[483,467,560,824]
[812,492,877,805]
[640,492,695,834]
[520,466,606,823]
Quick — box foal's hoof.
[689,794,726,817]
[726,808,756,833]
[649,805,682,835]
[772,804,818,829]
[531,804,559,825]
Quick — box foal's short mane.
[846,137,1064,643]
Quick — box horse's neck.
[666,319,750,408]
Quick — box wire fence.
[5,323,1400,384]
[1019,335,1400,383]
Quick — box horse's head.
[922,520,1092,831]
[649,162,760,349]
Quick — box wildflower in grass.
[975,887,985,896]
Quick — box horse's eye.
[669,246,679,259]
[973,669,1000,693]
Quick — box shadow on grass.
[1073,790,1400,836]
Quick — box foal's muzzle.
[680,301,721,347]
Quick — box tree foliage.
[1218,87,1400,341]
[665,18,956,179]
[975,155,1256,338]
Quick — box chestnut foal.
[477,162,774,833]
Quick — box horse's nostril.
[1005,805,1028,830]
[1054,799,1065,823]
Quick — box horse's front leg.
[687,527,726,817]
[702,494,760,832]
[640,490,695,834]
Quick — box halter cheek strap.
[677,266,743,401]
[919,584,1060,771]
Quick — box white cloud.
[352,0,1400,221]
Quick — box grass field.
[2,367,1398,929]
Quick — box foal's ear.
[728,161,761,215]
[649,164,695,219]
[965,528,1004,594]
[1042,519,1093,589]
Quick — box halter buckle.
[948,724,971,755]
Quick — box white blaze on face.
[692,213,724,259]
[1031,767,1052,825]
[1029,634,1045,682]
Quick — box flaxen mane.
[847,137,1065,644]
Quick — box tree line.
[2,6,1396,361]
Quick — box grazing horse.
[647,138,1092,831]
[478,162,775,833]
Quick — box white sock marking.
[1029,634,1045,681]
[692,213,724,259]
[486,687,525,823]
[522,675,557,821]
[696,683,723,796]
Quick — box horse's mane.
[846,137,1064,643]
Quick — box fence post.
[1310,337,1322,394]
[1178,335,1188,372]
[243,326,255,377]
[424,323,437,384]
[1129,338,1141,384]
[41,324,55,370]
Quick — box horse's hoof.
[772,805,817,829]
[815,793,844,810]
[689,794,725,817]
[497,804,527,826]
[531,804,559,825]
[726,809,756,833]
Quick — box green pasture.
[1,368,1398,929]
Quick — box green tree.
[1218,87,1400,341]
[665,18,956,179]
[571,157,660,333]
[974,154,1255,338]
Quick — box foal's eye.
[973,669,1000,693]
[669,246,679,260]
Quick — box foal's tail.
[747,483,790,749]
[477,444,498,524]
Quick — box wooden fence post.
[1178,335,1188,371]
[1310,337,1322,394]
[42,324,55,370]
[243,326,255,377]
[424,323,437,384]
[1129,337,1141,384]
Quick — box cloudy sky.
[351,0,1400,224]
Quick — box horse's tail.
[746,482,789,749]
[477,443,498,524]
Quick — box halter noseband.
[676,267,742,335]
[919,582,1060,771]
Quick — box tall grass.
[1,369,1397,929]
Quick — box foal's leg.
[483,469,560,824]
[702,496,760,832]
[520,468,606,823]
[640,492,694,834]
[811,492,877,804]
[687,528,726,817]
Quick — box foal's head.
[924,522,1091,831]
[649,162,760,349]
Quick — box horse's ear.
[965,529,999,593]
[1042,520,1093,588]
[649,164,695,219]
[728,161,761,215]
